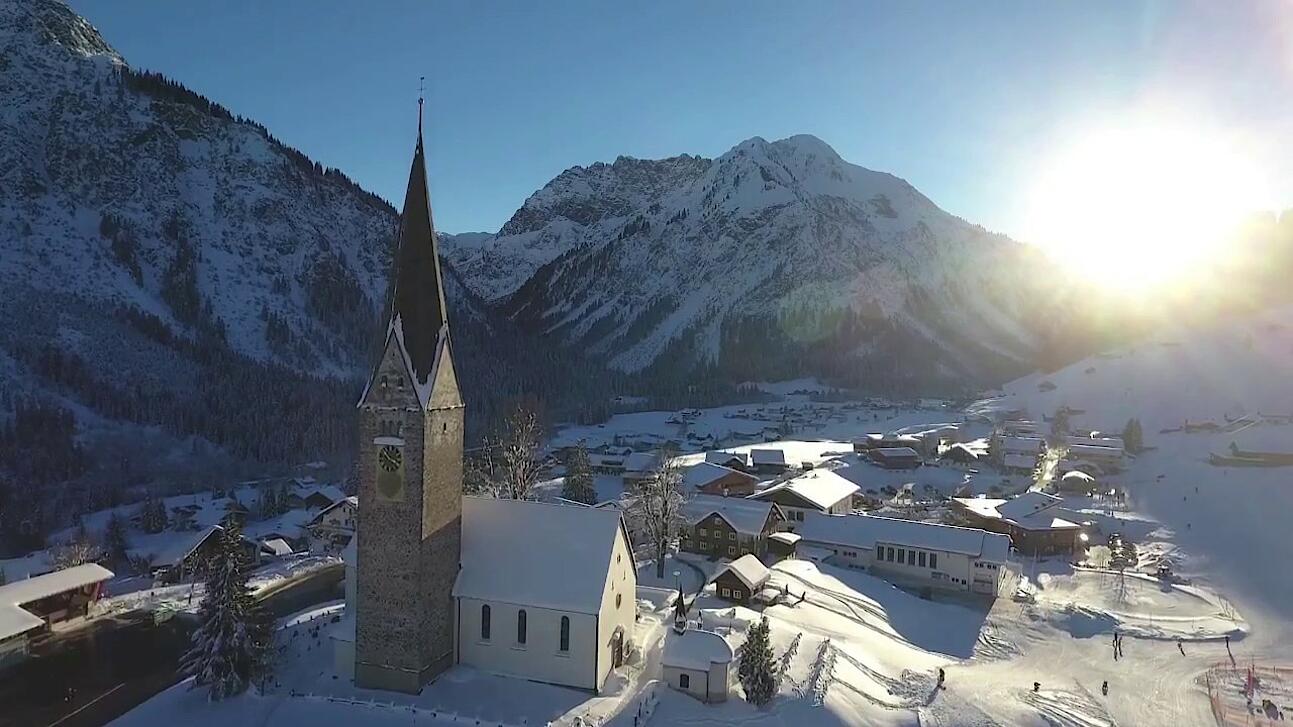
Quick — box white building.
[748,469,859,528]
[799,513,1013,596]
[308,496,358,554]
[336,497,637,693]
[454,497,637,693]
[662,628,733,703]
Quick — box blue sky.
[71,1,1289,236]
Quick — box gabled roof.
[749,469,858,511]
[682,495,780,536]
[358,117,454,410]
[800,513,1011,563]
[663,629,733,670]
[716,554,770,591]
[309,496,358,525]
[454,497,630,614]
[952,495,1080,531]
[704,450,750,467]
[750,449,787,466]
[0,563,115,641]
[682,462,756,490]
[996,491,1062,520]
[624,452,662,474]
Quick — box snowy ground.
[115,306,1293,727]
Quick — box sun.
[1021,118,1269,294]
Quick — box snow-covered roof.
[749,448,787,466]
[623,451,661,474]
[873,446,919,457]
[953,495,1080,531]
[309,496,358,525]
[750,469,858,511]
[1000,436,1044,453]
[704,450,750,467]
[997,491,1063,520]
[262,538,293,556]
[1001,453,1038,469]
[768,532,802,545]
[662,628,733,670]
[682,462,755,490]
[716,554,771,591]
[454,497,629,615]
[150,526,221,569]
[682,495,780,536]
[1067,442,1124,459]
[800,513,1011,563]
[1060,470,1095,483]
[304,484,346,504]
[0,563,114,641]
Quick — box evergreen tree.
[561,442,597,505]
[1122,417,1143,453]
[104,511,130,563]
[182,518,270,700]
[139,493,168,534]
[738,616,777,706]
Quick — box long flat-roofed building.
[0,563,114,668]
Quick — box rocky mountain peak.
[1,0,120,65]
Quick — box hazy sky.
[70,1,1291,236]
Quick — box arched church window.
[517,609,527,645]
[481,604,490,640]
[559,616,570,652]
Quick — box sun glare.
[1022,119,1268,294]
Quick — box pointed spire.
[387,96,449,386]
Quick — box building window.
[481,605,490,640]
[721,587,730,597]
[729,532,736,540]
[680,673,690,689]
[699,528,707,536]
[517,609,527,645]
[918,552,927,568]
[733,589,743,599]
[727,546,735,555]
[929,553,937,569]
[380,375,388,390]
[559,616,570,652]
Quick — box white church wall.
[594,525,638,691]
[457,598,598,691]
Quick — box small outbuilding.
[749,448,789,475]
[712,554,771,604]
[870,447,922,469]
[662,628,733,703]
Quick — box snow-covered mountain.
[450,135,1051,390]
[0,0,603,502]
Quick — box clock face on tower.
[376,444,405,501]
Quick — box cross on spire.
[418,76,425,135]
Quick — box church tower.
[354,104,464,693]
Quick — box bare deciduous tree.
[626,450,687,579]
[466,404,547,500]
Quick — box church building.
[349,105,635,695]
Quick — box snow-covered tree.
[103,511,130,563]
[139,493,168,534]
[561,442,597,505]
[495,404,545,500]
[626,450,686,579]
[52,527,101,570]
[1122,418,1143,453]
[738,616,777,706]
[182,518,269,700]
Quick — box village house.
[307,495,358,554]
[747,469,859,528]
[622,451,663,486]
[453,497,637,693]
[661,627,732,703]
[798,513,1013,597]
[680,495,786,559]
[1064,442,1125,472]
[0,563,114,669]
[682,462,760,497]
[749,448,790,475]
[952,492,1085,556]
[869,446,922,469]
[148,524,267,583]
[704,450,750,470]
[711,554,771,604]
[587,451,627,474]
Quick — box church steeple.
[387,110,450,387]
